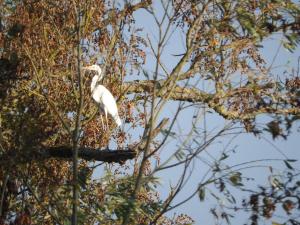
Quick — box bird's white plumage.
[83,64,121,128]
[91,84,122,126]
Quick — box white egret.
[83,65,122,129]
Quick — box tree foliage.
[0,0,299,224]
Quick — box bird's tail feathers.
[114,116,122,127]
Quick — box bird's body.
[83,65,121,129]
[91,83,122,127]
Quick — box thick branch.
[0,117,168,165]
[0,147,136,165]
[210,105,300,120]
[123,80,300,120]
[0,118,169,165]
[123,80,213,103]
[44,146,136,163]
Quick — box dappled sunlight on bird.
[82,64,122,130]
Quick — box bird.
[82,65,122,130]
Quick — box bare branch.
[0,147,136,164]
[0,118,169,166]
[45,146,136,163]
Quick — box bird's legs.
[100,114,105,131]
[99,107,109,131]
[99,107,106,131]
[103,107,111,150]
[104,107,109,131]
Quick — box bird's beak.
[82,66,93,74]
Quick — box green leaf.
[229,172,243,186]
[198,187,205,202]
[220,153,229,161]
[210,192,220,201]
[286,159,297,162]
[284,160,294,170]
[283,41,296,53]
[175,151,185,160]
[270,177,283,189]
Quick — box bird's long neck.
[91,75,99,92]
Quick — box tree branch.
[0,117,169,166]
[45,146,136,163]
[123,80,213,103]
[123,80,300,120]
[0,147,136,165]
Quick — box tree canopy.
[0,0,299,224]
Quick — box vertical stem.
[0,174,9,218]
[72,2,82,225]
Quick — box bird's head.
[82,64,103,80]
